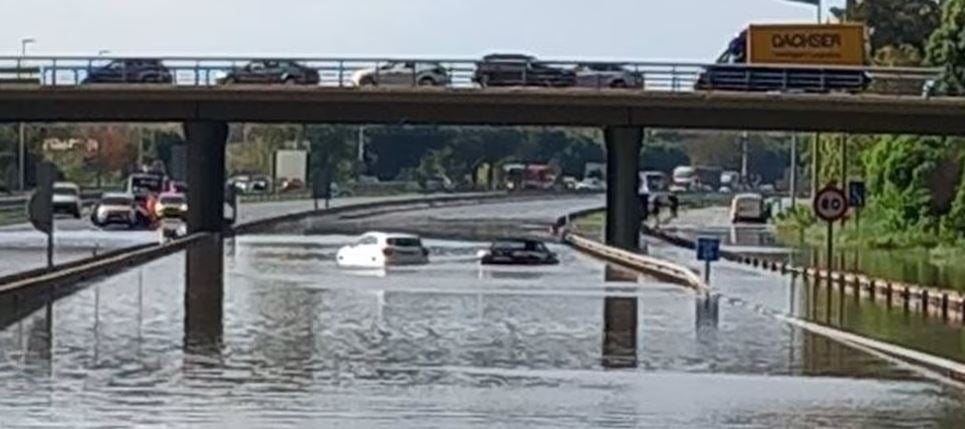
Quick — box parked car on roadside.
[336,232,430,268]
[473,54,576,87]
[218,60,320,85]
[422,175,454,192]
[353,61,450,87]
[83,59,173,84]
[52,182,82,218]
[279,177,305,193]
[573,63,643,89]
[91,192,137,228]
[574,177,606,192]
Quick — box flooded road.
[1,234,964,427]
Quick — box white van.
[730,193,767,224]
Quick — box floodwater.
[1,234,964,428]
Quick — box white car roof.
[53,182,79,189]
[734,193,764,200]
[103,192,134,199]
[361,231,421,241]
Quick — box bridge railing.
[0,55,942,95]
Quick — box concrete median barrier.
[564,232,707,291]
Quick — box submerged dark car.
[218,60,320,85]
[478,239,559,265]
[83,59,173,84]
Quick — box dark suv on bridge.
[217,59,320,85]
[83,59,174,84]
[473,54,576,88]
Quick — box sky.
[0,0,844,61]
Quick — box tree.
[305,125,357,184]
[832,0,942,64]
[926,0,965,95]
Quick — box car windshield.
[130,176,162,194]
[101,196,132,205]
[160,195,185,205]
[53,187,78,196]
[493,241,528,250]
[387,237,422,247]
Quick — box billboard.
[274,149,308,183]
[748,24,865,66]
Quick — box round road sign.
[813,185,848,222]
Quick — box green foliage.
[832,0,942,64]
[926,0,965,95]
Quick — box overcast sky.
[1,0,842,61]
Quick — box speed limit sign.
[813,185,848,222]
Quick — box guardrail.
[643,226,965,325]
[0,232,209,296]
[0,55,941,95]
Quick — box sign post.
[813,185,848,288]
[696,237,721,285]
[848,180,866,232]
[28,162,56,268]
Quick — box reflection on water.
[792,272,965,364]
[1,236,964,427]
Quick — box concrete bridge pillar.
[182,120,228,353]
[604,127,643,250]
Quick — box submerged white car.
[336,232,430,268]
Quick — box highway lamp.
[17,37,35,191]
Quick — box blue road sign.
[849,181,866,208]
[697,237,721,262]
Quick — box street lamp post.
[17,37,35,191]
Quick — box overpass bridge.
[1,55,961,351]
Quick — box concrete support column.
[604,127,643,250]
[182,120,228,354]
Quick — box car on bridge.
[91,192,137,228]
[573,63,644,89]
[217,60,320,86]
[477,239,559,265]
[52,182,82,218]
[83,59,173,84]
[337,232,430,268]
[352,61,450,87]
[473,54,576,88]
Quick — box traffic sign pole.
[826,220,834,292]
[696,237,720,286]
[814,184,849,296]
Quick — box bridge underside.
[0,87,963,134]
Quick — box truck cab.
[696,24,870,93]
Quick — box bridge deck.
[0,86,962,134]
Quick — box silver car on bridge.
[573,63,644,89]
[352,61,450,87]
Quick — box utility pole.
[740,131,749,185]
[17,37,35,191]
[356,126,366,181]
[840,134,848,227]
[790,133,798,209]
